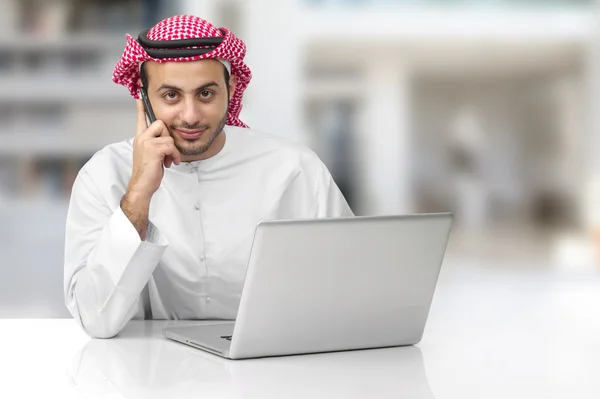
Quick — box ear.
[229,75,238,99]
[137,78,143,87]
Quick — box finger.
[152,136,175,146]
[161,145,172,168]
[140,120,169,140]
[153,140,175,168]
[136,99,147,137]
[150,137,176,169]
[158,122,171,138]
[163,143,181,165]
[153,142,181,166]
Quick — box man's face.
[143,59,235,159]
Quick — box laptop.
[163,213,453,359]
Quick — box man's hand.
[121,100,181,240]
[128,99,181,200]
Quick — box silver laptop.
[163,213,453,359]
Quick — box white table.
[2,263,600,398]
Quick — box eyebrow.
[156,81,220,93]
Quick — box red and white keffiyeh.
[112,15,251,128]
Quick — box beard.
[169,106,229,157]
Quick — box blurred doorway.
[411,70,585,238]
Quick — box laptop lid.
[228,213,453,359]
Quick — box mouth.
[174,128,207,140]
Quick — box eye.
[199,90,214,100]
[163,91,179,101]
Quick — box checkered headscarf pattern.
[112,15,251,128]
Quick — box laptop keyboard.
[220,335,232,341]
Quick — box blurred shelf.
[0,33,133,51]
[0,197,70,209]
[0,132,127,156]
[297,6,597,42]
[0,75,131,103]
[0,33,137,105]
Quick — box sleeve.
[63,168,168,339]
[314,162,355,218]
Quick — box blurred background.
[0,0,599,317]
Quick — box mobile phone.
[139,87,156,125]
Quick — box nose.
[180,97,201,126]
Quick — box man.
[63,15,353,338]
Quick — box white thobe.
[64,125,353,338]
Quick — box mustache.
[170,122,210,130]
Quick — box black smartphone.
[139,87,156,125]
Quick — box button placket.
[195,169,210,301]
